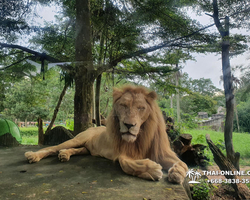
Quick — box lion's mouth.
[122,132,136,137]
[121,132,137,143]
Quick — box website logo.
[186,169,201,184]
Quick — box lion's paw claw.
[58,149,70,162]
[134,160,163,181]
[25,151,41,163]
[138,168,163,181]
[168,163,186,184]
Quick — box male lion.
[25,85,188,184]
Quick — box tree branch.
[97,23,215,74]
[0,51,23,57]
[0,56,35,71]
[0,43,74,72]
[0,43,61,63]
[212,0,226,37]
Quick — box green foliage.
[2,68,74,122]
[215,139,225,150]
[158,98,176,118]
[0,0,31,41]
[234,100,250,133]
[192,179,214,200]
[188,129,250,166]
[30,15,75,61]
[21,135,38,145]
[189,78,221,97]
[181,113,198,129]
[181,93,217,116]
[19,127,38,136]
[195,134,206,144]
[98,73,130,117]
[65,119,74,131]
[212,94,225,108]
[181,73,222,97]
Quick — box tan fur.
[25,85,188,183]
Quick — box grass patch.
[186,129,250,166]
[20,127,39,145]
[19,127,39,136]
[21,135,38,145]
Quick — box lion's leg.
[25,138,84,163]
[159,151,188,184]
[119,156,163,181]
[58,147,89,162]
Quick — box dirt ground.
[0,146,189,200]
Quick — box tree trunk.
[221,18,240,170]
[95,28,105,127]
[170,95,173,108]
[95,74,102,126]
[175,64,180,123]
[45,84,68,134]
[234,99,240,132]
[25,118,27,127]
[74,71,95,135]
[92,84,96,122]
[212,0,240,169]
[38,117,44,145]
[74,0,96,135]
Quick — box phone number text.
[207,179,250,184]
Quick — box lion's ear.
[113,88,123,103]
[147,91,157,100]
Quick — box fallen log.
[206,134,250,199]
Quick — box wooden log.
[206,134,250,199]
[173,140,184,156]
[38,117,44,145]
[179,134,192,146]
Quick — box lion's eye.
[120,104,127,108]
[138,107,145,111]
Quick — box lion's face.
[113,89,156,143]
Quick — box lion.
[25,85,188,184]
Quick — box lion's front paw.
[167,162,187,184]
[138,167,163,181]
[58,149,70,162]
[25,151,41,163]
[136,160,163,181]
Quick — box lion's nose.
[124,123,135,130]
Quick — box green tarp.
[0,118,22,142]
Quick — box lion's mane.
[106,85,171,162]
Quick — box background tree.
[2,0,245,138]
[192,0,250,170]
[0,0,31,42]
[28,0,215,134]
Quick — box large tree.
[196,0,250,170]
[0,0,223,135]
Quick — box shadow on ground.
[0,146,189,200]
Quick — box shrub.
[181,113,198,129]
[234,100,250,133]
[192,179,215,200]
[66,119,74,131]
[19,127,38,136]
